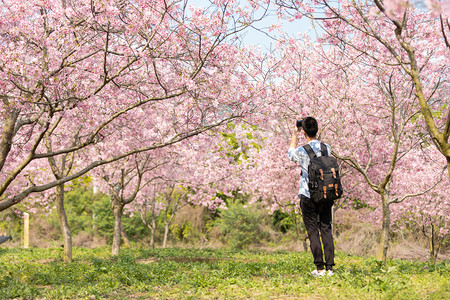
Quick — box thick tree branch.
[0,112,54,196]
[0,105,19,171]
[33,90,185,159]
[0,115,240,211]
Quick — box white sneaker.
[311,270,334,277]
[311,270,326,277]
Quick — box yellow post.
[23,213,29,248]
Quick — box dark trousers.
[300,195,335,271]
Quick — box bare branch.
[390,166,447,204]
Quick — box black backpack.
[303,143,343,204]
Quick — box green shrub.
[65,182,113,239]
[213,203,269,249]
[271,210,295,233]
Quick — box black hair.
[302,116,318,138]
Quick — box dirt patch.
[136,257,158,264]
[168,256,228,263]
[72,232,107,248]
[137,256,225,264]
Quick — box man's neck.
[305,136,317,143]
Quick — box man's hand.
[289,126,301,150]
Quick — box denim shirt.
[288,140,331,198]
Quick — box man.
[288,116,335,277]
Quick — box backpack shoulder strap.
[320,143,329,156]
[303,144,316,160]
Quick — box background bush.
[212,203,270,249]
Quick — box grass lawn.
[0,247,448,299]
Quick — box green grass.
[0,247,448,299]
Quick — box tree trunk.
[290,209,308,252]
[291,210,300,239]
[402,41,450,186]
[332,204,337,237]
[140,207,156,249]
[112,199,124,256]
[151,210,156,249]
[429,224,436,264]
[377,200,391,262]
[163,221,169,248]
[55,184,72,263]
[120,222,131,248]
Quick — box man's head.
[301,116,318,138]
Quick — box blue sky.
[191,0,316,50]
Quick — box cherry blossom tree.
[233,24,448,261]
[270,0,450,183]
[228,0,449,262]
[309,45,445,261]
[125,130,243,248]
[94,153,170,252]
[1,0,270,263]
[138,192,161,249]
[44,123,79,262]
[0,0,266,212]
[92,151,169,256]
[391,150,449,263]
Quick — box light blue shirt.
[288,140,331,198]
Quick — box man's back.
[288,140,331,198]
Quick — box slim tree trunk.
[290,209,300,239]
[162,203,171,248]
[120,222,131,248]
[56,184,72,263]
[291,209,308,252]
[299,217,308,252]
[140,207,156,249]
[332,205,337,237]
[163,221,169,248]
[151,210,156,249]
[377,199,390,262]
[112,199,124,256]
[430,224,436,264]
